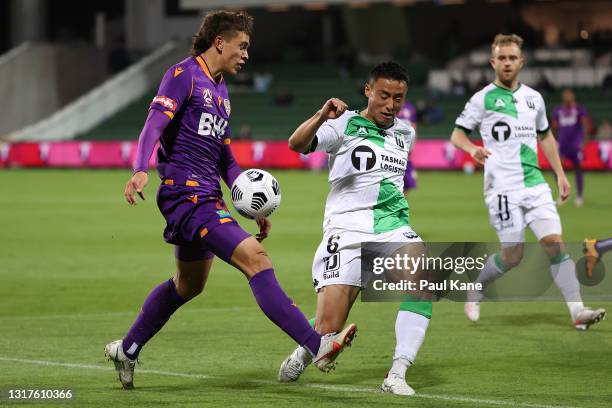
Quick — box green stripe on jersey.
[519,143,545,187]
[344,115,385,148]
[373,178,409,233]
[484,87,518,118]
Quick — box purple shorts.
[559,146,583,166]
[403,160,417,191]
[156,184,251,263]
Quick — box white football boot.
[104,340,136,389]
[312,323,357,372]
[574,308,606,331]
[464,289,483,322]
[464,302,481,322]
[381,373,415,396]
[278,346,312,382]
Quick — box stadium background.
[1,1,611,407]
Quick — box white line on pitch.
[0,356,581,408]
[0,357,209,379]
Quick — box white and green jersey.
[311,110,415,233]
[455,83,550,194]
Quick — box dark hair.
[190,10,253,56]
[368,61,409,86]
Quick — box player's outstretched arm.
[125,110,171,205]
[450,128,491,165]
[288,98,347,153]
[539,130,570,203]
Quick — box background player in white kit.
[279,62,432,396]
[451,34,605,330]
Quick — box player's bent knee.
[501,249,523,269]
[231,237,273,278]
[246,252,273,275]
[173,276,206,300]
[185,282,206,299]
[540,234,565,257]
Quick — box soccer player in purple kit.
[552,89,590,206]
[104,10,356,389]
[397,101,417,195]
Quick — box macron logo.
[358,127,368,135]
[495,98,506,108]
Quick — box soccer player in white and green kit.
[278,62,431,395]
[451,34,606,330]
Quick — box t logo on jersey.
[492,121,511,142]
[351,146,376,171]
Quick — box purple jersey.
[552,104,588,150]
[397,101,417,127]
[150,55,233,197]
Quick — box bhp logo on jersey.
[492,121,511,142]
[351,146,376,171]
[198,112,228,139]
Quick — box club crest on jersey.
[394,131,405,149]
[525,97,536,110]
[203,88,213,108]
[223,99,231,115]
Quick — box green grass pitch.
[0,169,611,407]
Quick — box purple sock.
[575,167,584,198]
[249,269,321,355]
[122,278,188,359]
[595,238,612,255]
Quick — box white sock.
[550,256,584,320]
[391,311,430,378]
[469,254,507,302]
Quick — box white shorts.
[485,184,562,244]
[312,226,423,292]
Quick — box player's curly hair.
[368,61,410,85]
[491,33,523,55]
[190,10,253,56]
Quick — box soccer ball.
[231,169,281,219]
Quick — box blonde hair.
[491,33,524,55]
